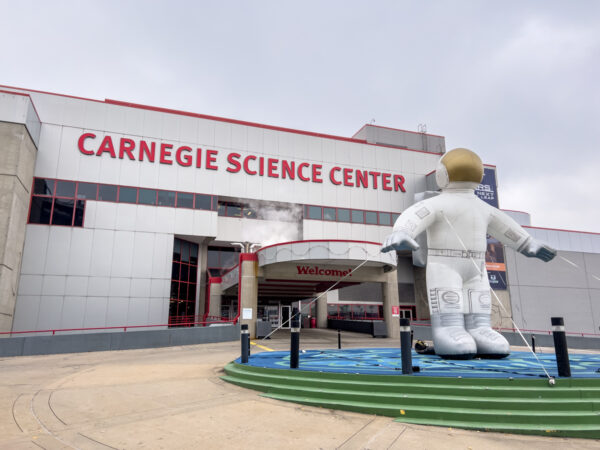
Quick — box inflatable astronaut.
[382,148,556,359]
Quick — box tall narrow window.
[169,238,199,327]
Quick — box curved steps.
[222,362,600,439]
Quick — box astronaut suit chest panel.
[424,193,491,252]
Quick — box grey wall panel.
[0,324,240,357]
[513,251,588,288]
[516,286,595,334]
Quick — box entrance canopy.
[221,240,396,299]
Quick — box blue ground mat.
[236,348,600,378]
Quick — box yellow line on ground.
[250,341,275,352]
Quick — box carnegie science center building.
[0,86,599,344]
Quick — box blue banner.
[476,168,499,208]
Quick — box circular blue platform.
[236,348,600,378]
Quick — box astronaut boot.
[431,313,477,359]
[465,313,510,359]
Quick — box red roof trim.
[1,84,443,156]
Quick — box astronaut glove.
[381,230,420,253]
[520,238,557,262]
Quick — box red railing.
[327,303,384,321]
[0,319,236,337]
[410,321,600,338]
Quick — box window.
[207,246,240,276]
[378,212,391,226]
[195,194,212,210]
[28,177,85,227]
[118,187,137,203]
[307,206,322,220]
[391,213,400,224]
[169,238,199,327]
[98,184,118,201]
[323,207,336,221]
[77,182,97,200]
[365,211,378,225]
[351,210,364,223]
[158,190,176,207]
[138,189,157,205]
[177,192,194,208]
[337,208,350,222]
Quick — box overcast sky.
[2,1,599,232]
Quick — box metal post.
[531,335,536,353]
[337,329,341,349]
[241,324,250,364]
[400,318,413,375]
[551,317,571,377]
[290,307,300,369]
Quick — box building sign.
[391,306,400,317]
[77,133,406,192]
[296,265,353,277]
[476,167,499,208]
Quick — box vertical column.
[206,277,222,321]
[316,292,329,328]
[383,270,400,339]
[0,122,38,332]
[239,253,259,338]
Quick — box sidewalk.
[0,329,596,449]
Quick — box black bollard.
[400,318,413,375]
[241,323,250,364]
[531,335,536,353]
[290,307,300,369]
[338,329,342,349]
[551,317,571,377]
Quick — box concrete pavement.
[0,329,598,449]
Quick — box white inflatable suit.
[382,148,556,359]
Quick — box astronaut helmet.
[435,148,484,190]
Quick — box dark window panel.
[379,212,391,226]
[189,265,198,283]
[194,194,212,210]
[177,192,194,208]
[158,190,176,207]
[138,189,157,205]
[180,241,189,263]
[307,206,322,220]
[190,245,198,265]
[33,178,55,196]
[180,265,189,282]
[323,207,336,221]
[207,249,219,267]
[73,200,85,227]
[118,187,137,203]
[169,298,178,315]
[98,184,118,201]
[51,198,75,225]
[77,182,97,200]
[29,196,53,224]
[172,262,180,280]
[173,238,181,262]
[337,208,350,222]
[185,299,195,316]
[217,203,226,216]
[351,210,364,223]
[55,180,76,198]
[365,211,378,225]
[226,204,241,217]
[391,213,400,224]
